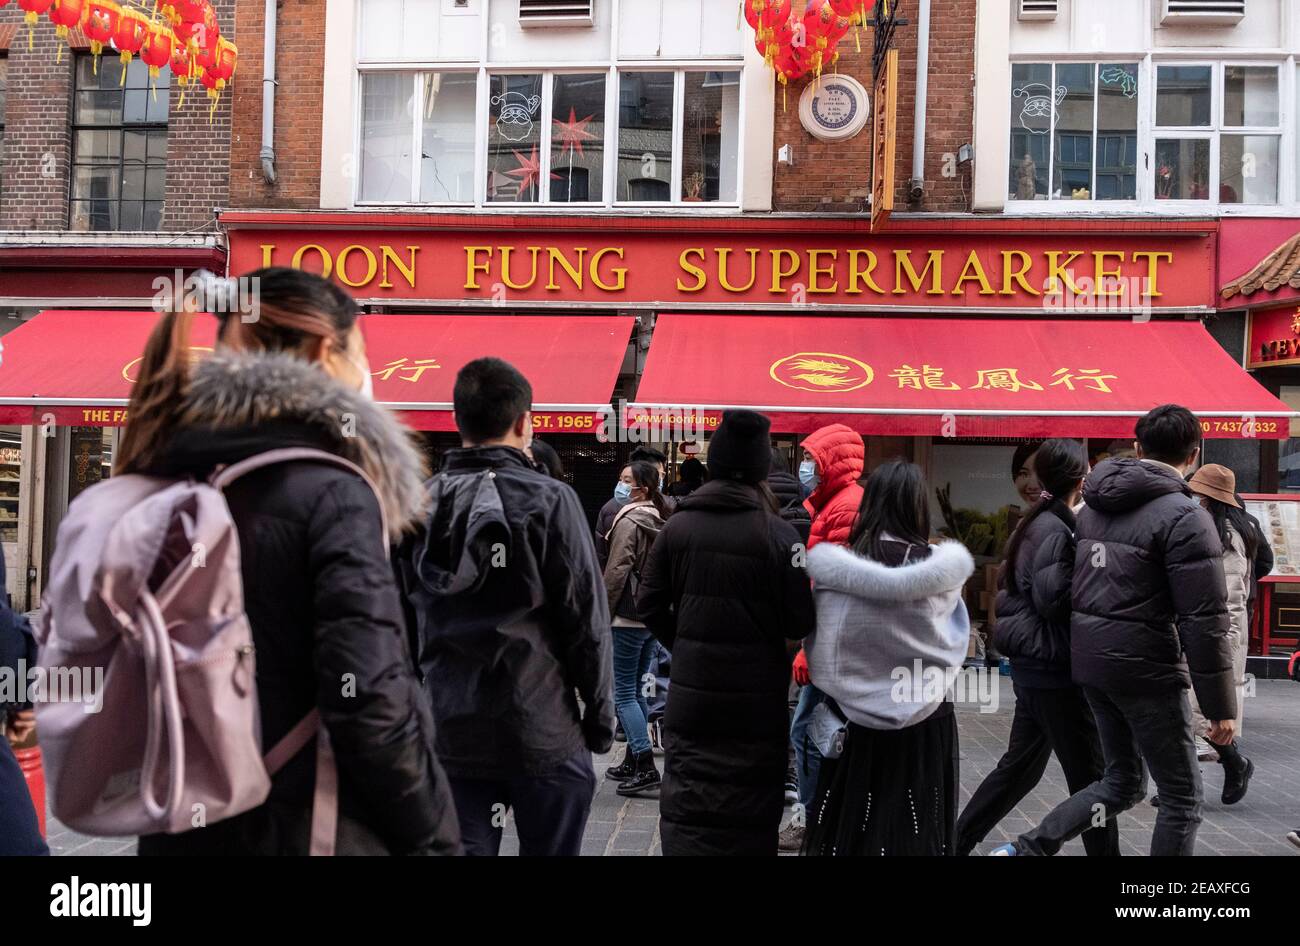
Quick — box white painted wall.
[973,0,1012,211]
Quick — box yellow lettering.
[379,245,418,289]
[716,247,759,293]
[894,249,944,295]
[846,250,885,294]
[335,245,378,288]
[1092,251,1125,298]
[465,246,493,290]
[590,247,626,292]
[291,244,332,278]
[1045,250,1085,295]
[769,249,800,294]
[260,244,275,268]
[1000,250,1039,296]
[1131,251,1174,298]
[807,249,839,294]
[677,248,708,293]
[546,247,587,291]
[501,246,541,291]
[952,250,995,296]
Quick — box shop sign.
[232,230,1210,311]
[871,47,898,232]
[1247,305,1300,368]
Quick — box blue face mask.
[798,460,819,494]
[614,481,633,505]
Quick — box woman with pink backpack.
[43,268,460,855]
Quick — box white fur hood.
[806,540,975,602]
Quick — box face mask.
[345,352,374,399]
[798,460,819,492]
[659,474,665,490]
[614,482,632,505]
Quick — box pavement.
[45,676,1300,856]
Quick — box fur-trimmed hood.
[177,350,428,538]
[807,540,975,603]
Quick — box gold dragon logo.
[769,352,873,394]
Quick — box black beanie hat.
[707,410,772,484]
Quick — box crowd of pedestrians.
[5,269,1296,856]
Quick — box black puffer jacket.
[993,502,1076,688]
[636,479,815,854]
[404,446,615,779]
[1070,458,1235,722]
[768,470,812,546]
[138,351,460,856]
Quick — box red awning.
[629,314,1295,439]
[0,310,632,431]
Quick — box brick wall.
[0,4,231,232]
[771,2,975,214]
[227,0,325,209]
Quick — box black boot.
[1217,741,1253,805]
[604,747,637,782]
[615,751,661,797]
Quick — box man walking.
[994,405,1236,857]
[404,357,615,856]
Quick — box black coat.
[405,446,615,779]
[1070,458,1235,722]
[139,351,460,855]
[768,470,812,546]
[0,557,47,856]
[993,502,1076,688]
[636,479,816,854]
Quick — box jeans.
[613,625,657,755]
[790,683,827,810]
[955,683,1118,856]
[1017,685,1202,857]
[448,751,596,856]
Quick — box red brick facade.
[227,0,325,209]
[0,3,232,232]
[772,3,975,213]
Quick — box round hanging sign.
[798,74,870,141]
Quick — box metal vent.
[519,0,594,28]
[1017,0,1059,21]
[1161,0,1246,25]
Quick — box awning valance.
[0,310,633,431]
[628,314,1294,439]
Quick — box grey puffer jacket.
[1070,458,1235,722]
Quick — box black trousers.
[955,682,1119,856]
[448,751,596,856]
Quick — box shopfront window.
[1277,386,1300,491]
[0,428,19,601]
[70,56,168,231]
[355,66,741,207]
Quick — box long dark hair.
[629,460,672,520]
[116,267,360,474]
[1002,438,1088,590]
[1204,496,1259,565]
[847,459,930,562]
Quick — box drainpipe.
[908,0,931,205]
[260,0,278,186]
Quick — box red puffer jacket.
[802,424,865,550]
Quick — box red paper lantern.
[207,36,236,88]
[83,0,121,68]
[48,0,88,62]
[173,0,219,56]
[140,20,174,80]
[801,0,849,79]
[17,0,55,50]
[112,6,150,71]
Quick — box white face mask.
[346,352,374,399]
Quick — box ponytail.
[115,308,197,475]
[630,460,672,520]
[1001,438,1088,591]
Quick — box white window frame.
[351,0,745,211]
[1005,54,1298,217]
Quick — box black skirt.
[801,702,958,856]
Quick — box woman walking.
[802,459,974,856]
[1186,464,1255,805]
[954,439,1118,856]
[125,268,460,855]
[637,410,815,855]
[603,460,671,796]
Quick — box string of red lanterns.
[1,0,237,116]
[742,0,864,108]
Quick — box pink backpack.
[34,448,388,855]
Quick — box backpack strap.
[209,447,389,547]
[263,711,338,857]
